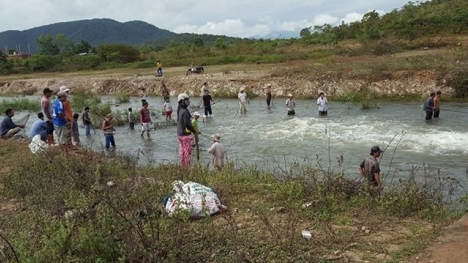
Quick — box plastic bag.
[164,180,224,218]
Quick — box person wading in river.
[140,101,152,138]
[177,93,197,166]
[207,134,226,171]
[358,146,384,190]
[433,90,442,118]
[425,92,435,121]
[285,93,296,115]
[266,84,272,110]
[317,92,328,116]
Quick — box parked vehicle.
[187,66,204,75]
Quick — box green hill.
[0,18,242,54]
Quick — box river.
[5,95,468,191]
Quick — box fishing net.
[16,113,31,137]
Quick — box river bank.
[0,63,457,99]
[0,139,465,262]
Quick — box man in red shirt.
[140,101,152,138]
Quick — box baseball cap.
[59,86,70,93]
[370,146,384,154]
[193,112,201,116]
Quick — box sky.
[0,0,415,38]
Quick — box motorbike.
[186,66,204,75]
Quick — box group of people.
[236,84,329,116]
[424,91,442,120]
[176,92,226,171]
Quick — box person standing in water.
[266,84,272,110]
[425,92,435,121]
[285,93,296,115]
[140,101,152,138]
[433,91,442,118]
[207,134,226,171]
[128,108,135,130]
[238,88,248,114]
[140,88,148,105]
[202,90,215,117]
[358,146,384,190]
[317,92,328,116]
[102,113,116,149]
[177,93,197,166]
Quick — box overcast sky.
[0,0,414,38]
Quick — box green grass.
[0,139,465,262]
[0,98,41,113]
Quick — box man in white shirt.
[238,88,247,114]
[285,93,296,115]
[317,92,328,116]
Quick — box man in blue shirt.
[53,92,68,153]
[0,109,25,139]
[30,112,48,142]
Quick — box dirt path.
[412,214,468,263]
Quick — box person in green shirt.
[191,112,201,147]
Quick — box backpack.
[421,101,427,111]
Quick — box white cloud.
[175,19,270,38]
[340,12,364,24]
[0,0,414,38]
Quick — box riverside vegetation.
[0,138,467,262]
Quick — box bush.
[24,55,61,71]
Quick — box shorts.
[266,99,271,106]
[141,122,151,132]
[46,121,54,135]
[319,110,328,116]
[287,110,295,115]
[165,110,172,117]
[54,126,67,145]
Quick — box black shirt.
[202,95,212,106]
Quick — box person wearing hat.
[53,92,69,153]
[285,93,296,115]
[358,146,384,190]
[59,86,74,148]
[238,88,248,114]
[207,134,226,171]
[41,87,55,146]
[317,92,328,116]
[140,101,152,138]
[177,93,197,166]
[265,84,272,110]
[102,113,116,149]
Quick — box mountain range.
[0,18,243,54]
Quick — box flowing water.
[6,95,468,191]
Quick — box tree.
[36,35,60,55]
[214,38,227,50]
[300,27,311,38]
[96,44,140,63]
[193,37,204,47]
[74,40,93,54]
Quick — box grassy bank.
[0,140,466,262]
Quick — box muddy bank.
[0,70,453,98]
